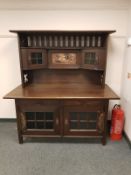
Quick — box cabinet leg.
[102,136,106,145]
[102,100,109,146]
[15,100,24,144]
[18,134,23,144]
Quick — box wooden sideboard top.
[4,83,119,100]
[10,30,116,34]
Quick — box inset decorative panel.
[52,53,77,65]
[48,50,81,69]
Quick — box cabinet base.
[19,135,106,145]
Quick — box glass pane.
[87,122,97,129]
[80,122,97,130]
[36,122,44,129]
[36,112,44,120]
[27,122,35,129]
[84,52,98,65]
[26,112,35,120]
[45,112,53,120]
[70,112,77,120]
[79,122,87,129]
[69,112,97,130]
[70,121,78,129]
[87,112,97,121]
[79,112,87,120]
[45,122,53,129]
[31,52,43,64]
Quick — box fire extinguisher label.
[114,119,123,134]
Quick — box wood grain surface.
[4,83,119,100]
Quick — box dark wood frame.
[14,99,110,145]
[4,30,119,145]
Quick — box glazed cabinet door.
[64,108,105,137]
[21,49,47,70]
[20,110,60,135]
[63,100,106,137]
[16,100,61,141]
[82,49,106,70]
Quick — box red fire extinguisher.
[110,104,124,141]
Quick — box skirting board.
[123,132,131,149]
[108,120,131,149]
[0,118,16,122]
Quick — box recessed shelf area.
[20,34,106,48]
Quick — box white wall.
[0,0,128,10]
[0,37,21,118]
[121,1,131,141]
[0,1,128,121]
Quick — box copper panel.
[52,53,77,64]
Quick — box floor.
[0,122,131,175]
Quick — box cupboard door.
[21,49,47,70]
[64,106,105,137]
[19,107,60,136]
[82,49,106,70]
